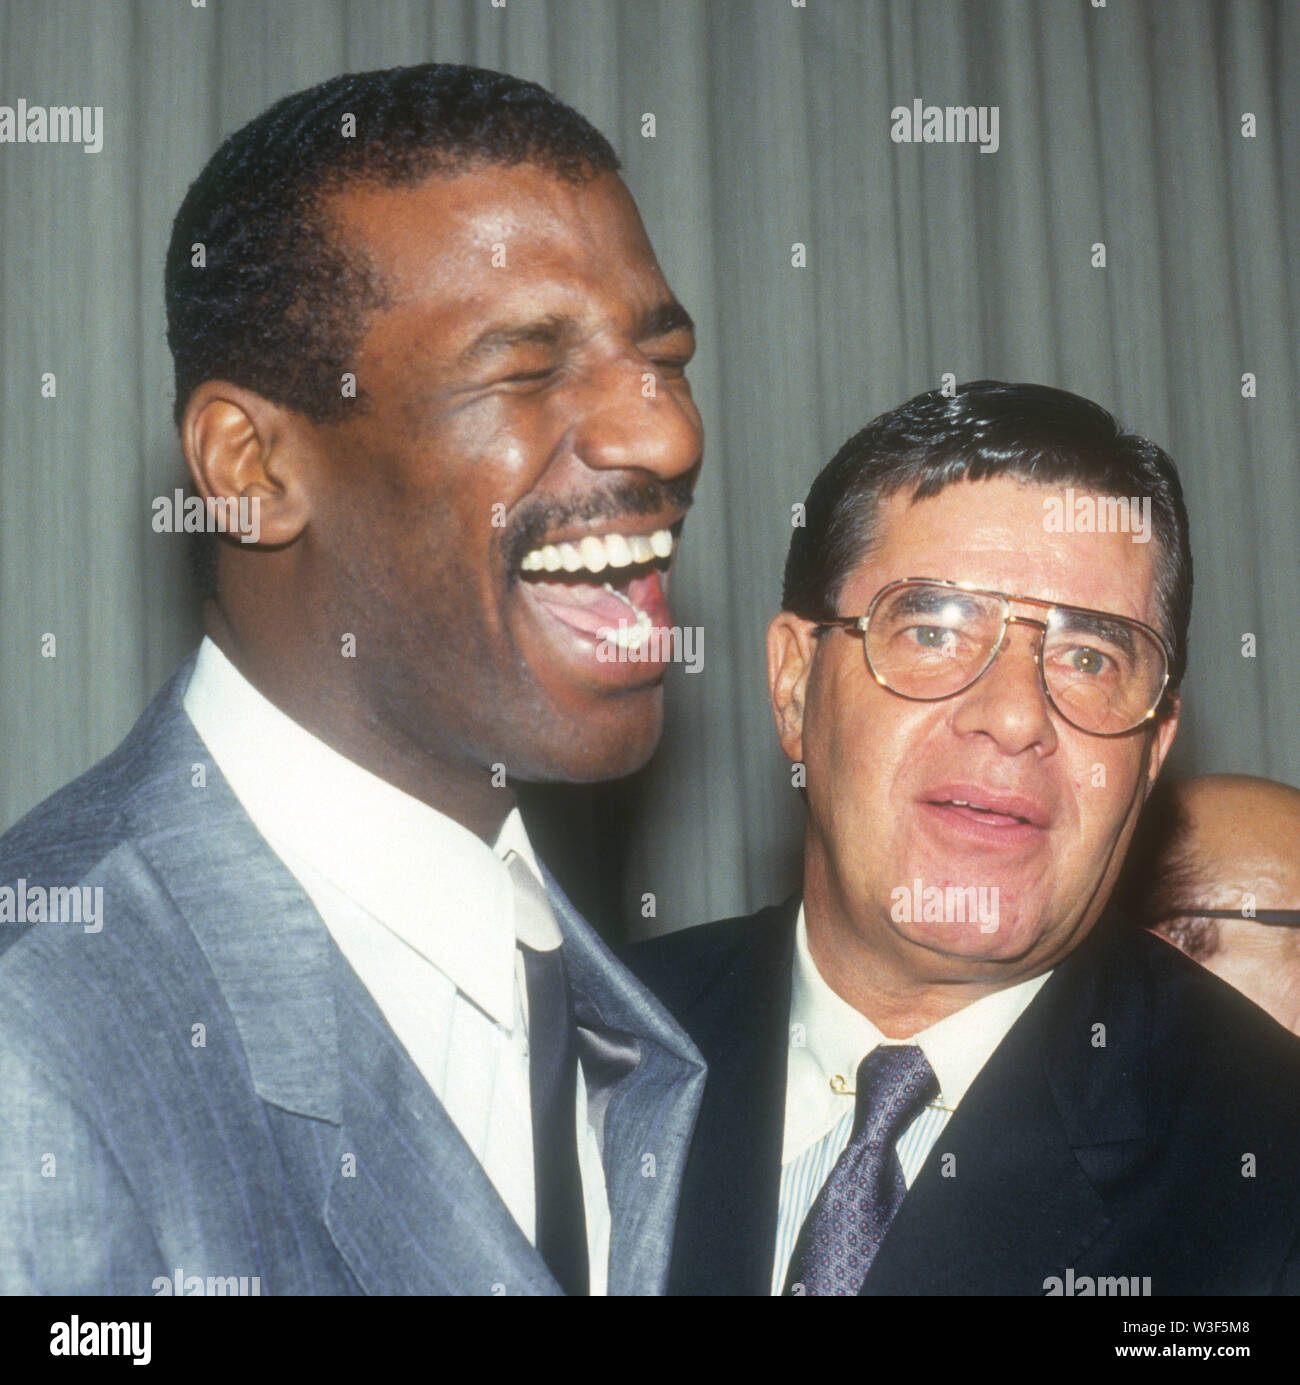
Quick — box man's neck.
[803,911,1017,1036]
[800,854,1060,1036]
[202,616,512,843]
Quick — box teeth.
[600,583,653,649]
[520,527,674,576]
[950,798,1022,820]
[579,536,608,574]
[605,533,633,568]
[601,621,652,650]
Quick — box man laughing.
[0,64,704,1296]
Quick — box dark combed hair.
[164,62,620,429]
[783,381,1193,688]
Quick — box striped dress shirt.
[772,904,1051,1294]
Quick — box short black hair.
[166,63,620,598]
[783,381,1193,688]
[164,62,620,430]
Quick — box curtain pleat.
[2,0,1296,941]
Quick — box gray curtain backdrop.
[2,0,1297,941]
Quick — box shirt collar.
[494,807,543,887]
[183,636,539,1027]
[785,901,1052,1160]
[495,812,562,952]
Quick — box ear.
[767,611,819,764]
[1144,690,1181,796]
[180,381,312,549]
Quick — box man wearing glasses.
[631,380,1300,1296]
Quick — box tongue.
[527,569,671,638]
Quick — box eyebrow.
[458,313,578,365]
[638,299,696,341]
[457,299,695,367]
[889,587,985,619]
[1052,609,1138,658]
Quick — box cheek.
[437,390,562,476]
[1065,740,1145,843]
[1050,746,1154,917]
[308,467,499,669]
[800,662,854,777]
[803,673,921,823]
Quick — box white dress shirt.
[772,903,1051,1293]
[183,636,610,1293]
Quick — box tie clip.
[829,1072,953,1112]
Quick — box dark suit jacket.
[628,897,1300,1295]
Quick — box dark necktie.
[784,1044,938,1296]
[509,857,589,1296]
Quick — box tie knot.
[783,1042,940,1295]
[851,1044,938,1145]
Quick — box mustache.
[503,476,695,570]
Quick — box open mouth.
[918,784,1050,847]
[933,798,1033,826]
[515,520,681,680]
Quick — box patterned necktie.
[507,854,589,1297]
[784,1044,938,1295]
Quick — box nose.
[569,355,703,482]
[949,620,1059,757]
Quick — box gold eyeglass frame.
[812,576,1174,739]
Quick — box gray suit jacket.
[0,660,705,1295]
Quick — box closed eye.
[643,325,696,376]
[495,362,564,389]
[648,354,691,377]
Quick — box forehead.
[839,476,1161,626]
[321,164,667,341]
[1183,782,1300,892]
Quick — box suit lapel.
[863,916,1150,1294]
[671,901,797,1294]
[324,949,560,1296]
[543,866,707,1296]
[129,677,345,1125]
[861,1006,1112,1294]
[128,668,560,1294]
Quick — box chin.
[901,924,1022,961]
[890,905,1048,965]
[524,696,664,784]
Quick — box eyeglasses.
[1149,909,1300,928]
[813,577,1173,738]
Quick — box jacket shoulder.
[0,664,193,958]
[624,898,797,1019]
[1132,925,1300,1095]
